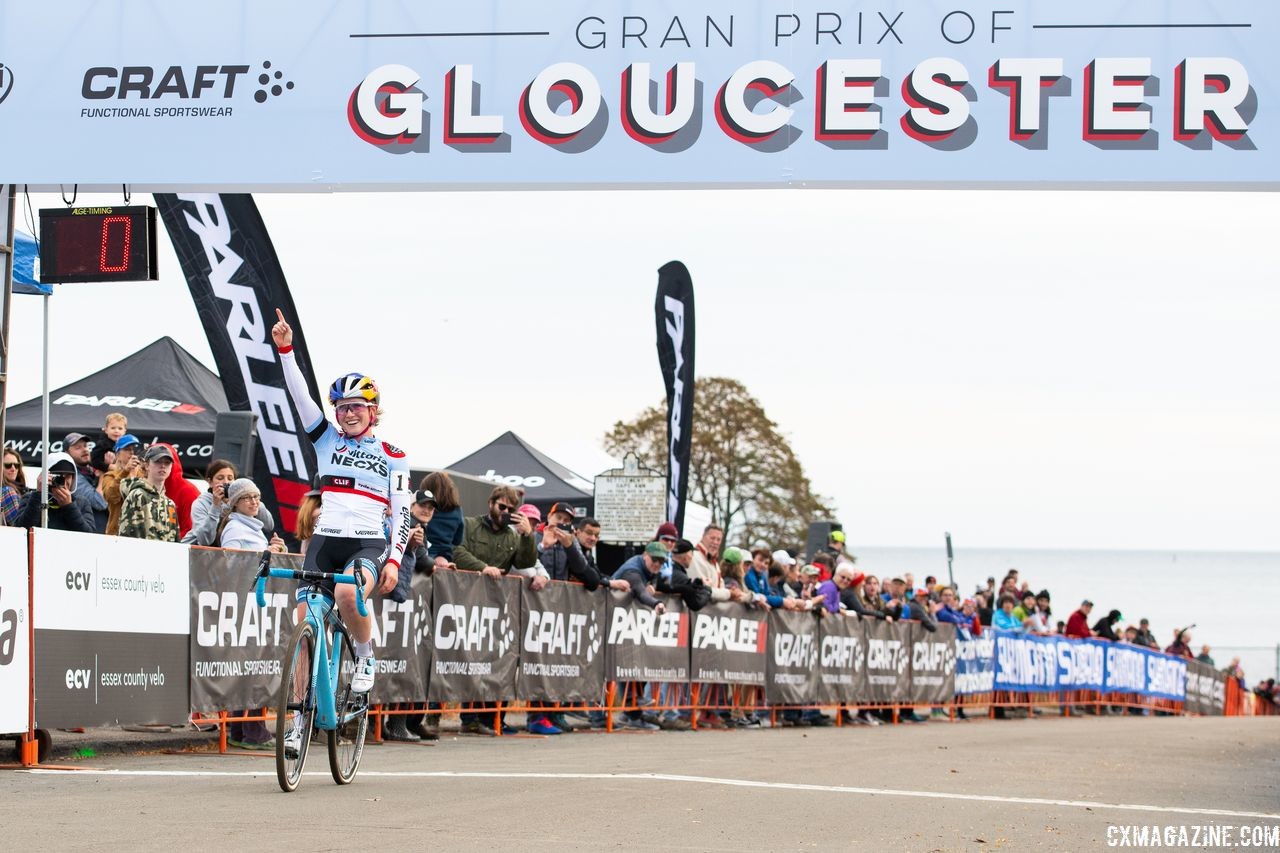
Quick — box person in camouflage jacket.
[118,445,179,542]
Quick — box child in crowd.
[90,412,128,474]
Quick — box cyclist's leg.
[332,541,382,643]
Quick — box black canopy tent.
[445,430,594,517]
[3,336,227,474]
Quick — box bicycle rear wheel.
[276,619,316,793]
[328,626,369,784]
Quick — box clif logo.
[0,63,13,105]
[81,62,292,104]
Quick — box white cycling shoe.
[350,655,376,694]
[283,718,305,758]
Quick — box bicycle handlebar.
[253,550,369,618]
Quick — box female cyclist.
[271,309,411,709]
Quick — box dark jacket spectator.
[612,543,667,608]
[1093,609,1123,641]
[536,502,600,589]
[1133,620,1160,649]
[453,485,537,573]
[421,471,465,566]
[2,449,29,526]
[62,432,108,532]
[14,453,94,533]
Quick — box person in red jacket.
[158,443,200,539]
[1065,600,1095,639]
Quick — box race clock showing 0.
[38,205,159,283]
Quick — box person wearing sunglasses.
[1,449,29,526]
[272,309,412,711]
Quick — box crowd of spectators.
[4,416,1273,734]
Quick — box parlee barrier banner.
[155,194,321,542]
[815,613,866,705]
[954,631,995,695]
[765,609,819,705]
[689,601,766,686]
[32,530,190,728]
[0,527,31,734]
[910,623,957,706]
[3,2,1276,190]
[862,617,911,704]
[427,570,519,703]
[1185,660,1227,717]
[518,581,606,704]
[189,547,300,712]
[605,589,689,683]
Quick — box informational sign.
[1,2,1275,190]
[593,455,666,543]
[32,530,190,728]
[688,601,766,685]
[605,589,688,682]
[0,527,31,734]
[427,570,519,702]
[518,581,606,703]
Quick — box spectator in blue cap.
[101,434,143,535]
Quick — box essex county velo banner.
[605,589,689,683]
[3,2,1278,189]
[518,581,607,704]
[428,570,520,703]
[689,601,766,686]
[0,527,31,735]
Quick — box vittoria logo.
[0,63,13,105]
[79,61,293,119]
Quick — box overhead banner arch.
[0,1,1275,190]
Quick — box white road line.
[21,768,1280,820]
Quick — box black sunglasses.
[3,462,20,469]
[495,502,515,512]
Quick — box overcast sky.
[5,188,1278,551]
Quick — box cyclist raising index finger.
[271,309,411,699]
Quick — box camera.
[499,511,513,526]
[557,522,573,532]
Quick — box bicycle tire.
[276,619,317,793]
[328,625,368,785]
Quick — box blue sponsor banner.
[989,629,1186,699]
[954,631,995,695]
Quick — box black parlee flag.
[655,261,695,534]
[155,194,320,538]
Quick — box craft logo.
[821,634,863,672]
[524,608,601,663]
[79,61,292,119]
[913,639,956,676]
[867,637,909,675]
[435,602,515,656]
[195,589,294,649]
[773,631,817,670]
[53,393,205,415]
[0,63,13,105]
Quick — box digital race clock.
[38,205,159,283]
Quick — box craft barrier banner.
[689,600,766,686]
[0,527,31,734]
[518,581,607,704]
[32,530,190,728]
[605,590,689,683]
[765,609,819,704]
[910,623,957,705]
[3,2,1277,189]
[368,572,430,704]
[815,613,867,705]
[655,261,695,533]
[1185,659,1226,716]
[954,631,996,695]
[862,617,911,704]
[428,570,519,702]
[189,547,300,712]
[154,193,321,542]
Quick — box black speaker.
[804,520,843,562]
[212,411,259,478]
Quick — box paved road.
[5,716,1278,851]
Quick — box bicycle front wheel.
[276,619,316,793]
[328,626,369,785]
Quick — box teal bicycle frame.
[255,562,370,730]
